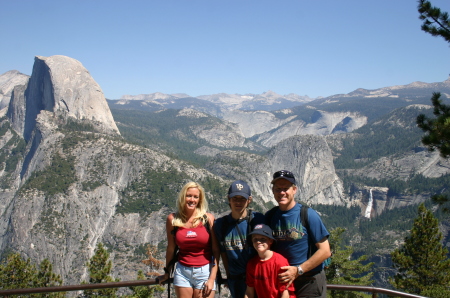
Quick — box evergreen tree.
[35,258,66,297]
[0,253,37,290]
[83,243,119,297]
[418,0,450,42]
[0,253,65,297]
[326,228,374,298]
[416,0,450,211]
[390,203,450,295]
[416,92,450,158]
[126,270,165,298]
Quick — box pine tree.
[418,0,450,42]
[0,253,65,297]
[0,253,37,290]
[416,0,450,211]
[35,258,66,297]
[390,203,450,295]
[126,270,165,298]
[83,242,119,297]
[326,228,374,298]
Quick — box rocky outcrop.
[266,135,348,206]
[206,134,348,208]
[222,110,297,138]
[8,56,119,141]
[221,109,367,147]
[349,149,450,181]
[249,111,367,148]
[0,70,29,110]
[350,185,430,217]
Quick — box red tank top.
[175,223,212,267]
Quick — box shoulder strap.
[266,206,278,225]
[301,205,331,267]
[220,215,230,243]
[167,224,179,277]
[246,209,254,235]
[300,205,314,258]
[301,205,321,260]
[203,214,211,234]
[301,205,309,230]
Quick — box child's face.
[252,235,272,252]
[229,195,250,213]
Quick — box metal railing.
[0,279,428,298]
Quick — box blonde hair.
[172,182,209,228]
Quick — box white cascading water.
[364,188,373,218]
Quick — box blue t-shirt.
[214,211,266,276]
[266,203,329,272]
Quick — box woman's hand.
[202,278,215,297]
[157,273,169,285]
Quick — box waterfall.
[364,188,373,219]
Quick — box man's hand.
[278,266,298,284]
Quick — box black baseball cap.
[228,180,251,199]
[248,224,275,240]
[271,170,296,185]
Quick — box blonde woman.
[159,182,220,298]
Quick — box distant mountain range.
[111,90,314,116]
[108,77,450,115]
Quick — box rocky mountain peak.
[260,90,282,98]
[0,70,29,110]
[7,55,119,141]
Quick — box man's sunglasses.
[273,170,295,179]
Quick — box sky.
[1,0,450,99]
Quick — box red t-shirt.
[246,252,295,298]
[175,223,212,267]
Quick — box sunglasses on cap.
[273,170,295,179]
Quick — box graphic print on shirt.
[186,231,197,238]
[272,222,305,241]
[224,232,245,250]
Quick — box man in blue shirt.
[214,180,265,298]
[266,170,331,298]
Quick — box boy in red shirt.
[245,224,295,298]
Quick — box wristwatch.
[297,265,304,276]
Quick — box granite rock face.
[8,55,119,141]
[205,134,348,207]
[0,70,29,110]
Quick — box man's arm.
[299,237,331,272]
[278,237,331,283]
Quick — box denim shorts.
[173,262,217,290]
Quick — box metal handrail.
[0,279,428,298]
[327,284,427,298]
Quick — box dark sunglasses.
[273,170,295,179]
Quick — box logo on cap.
[236,183,244,190]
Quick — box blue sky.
[1,0,449,99]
